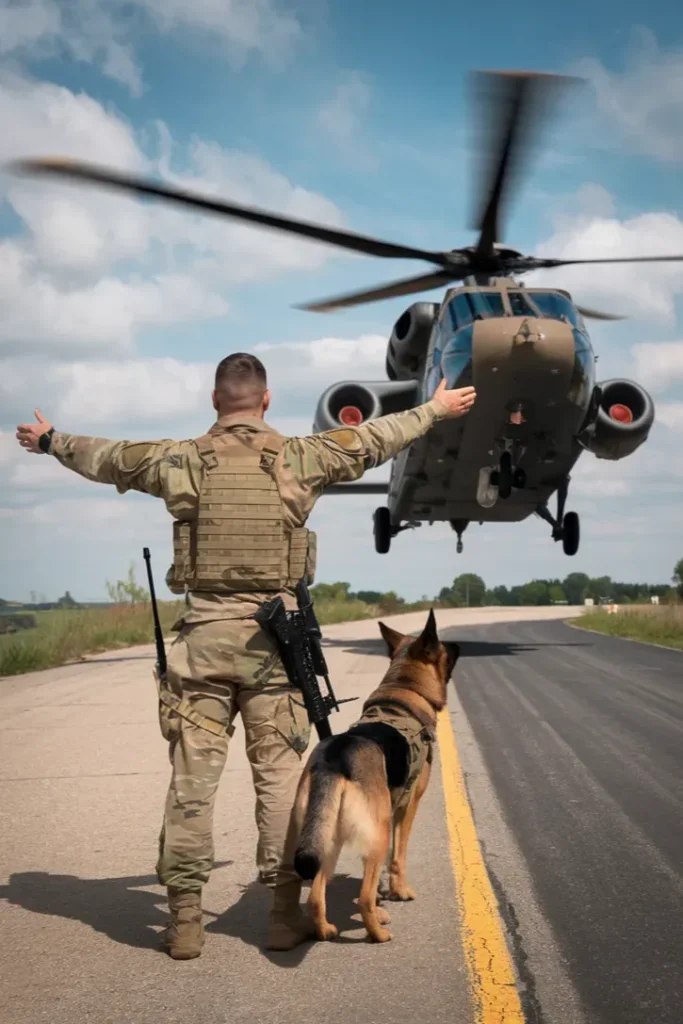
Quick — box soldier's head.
[212,352,271,418]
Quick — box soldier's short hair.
[214,352,267,410]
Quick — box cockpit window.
[507,291,538,317]
[448,290,507,330]
[526,291,583,328]
[448,294,474,331]
[470,291,506,318]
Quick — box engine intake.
[386,302,440,381]
[581,379,655,461]
[313,380,418,433]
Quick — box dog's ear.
[378,621,406,658]
[408,608,440,663]
[442,640,460,681]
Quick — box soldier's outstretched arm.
[15,409,203,501]
[286,381,476,498]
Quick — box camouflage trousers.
[154,617,312,893]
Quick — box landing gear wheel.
[498,452,513,499]
[513,467,526,489]
[561,511,580,556]
[373,506,392,554]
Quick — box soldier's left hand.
[16,410,53,454]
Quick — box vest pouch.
[304,530,317,585]
[172,520,194,586]
[287,528,310,585]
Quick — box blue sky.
[1,0,683,603]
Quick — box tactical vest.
[356,698,436,813]
[168,426,316,594]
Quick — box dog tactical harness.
[355,695,436,812]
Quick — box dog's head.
[377,609,460,710]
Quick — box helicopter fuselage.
[388,282,594,525]
[313,278,655,555]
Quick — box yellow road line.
[437,708,526,1024]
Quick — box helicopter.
[10,70,681,557]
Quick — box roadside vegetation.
[577,602,683,651]
[574,557,683,650]
[2,561,682,676]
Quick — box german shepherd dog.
[287,609,460,943]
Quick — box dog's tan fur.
[284,610,460,943]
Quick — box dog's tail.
[294,766,344,881]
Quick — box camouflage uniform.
[48,399,448,956]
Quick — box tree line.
[312,560,683,610]
[6,558,683,613]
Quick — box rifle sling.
[156,677,235,739]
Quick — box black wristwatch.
[38,427,55,454]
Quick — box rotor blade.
[10,157,454,268]
[294,269,460,313]
[575,305,628,321]
[536,254,683,269]
[470,70,580,257]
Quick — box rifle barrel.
[143,547,167,676]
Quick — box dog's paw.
[367,927,392,943]
[388,884,416,901]
[376,906,391,925]
[316,923,339,941]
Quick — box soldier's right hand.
[433,379,477,418]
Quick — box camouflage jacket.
[48,399,448,623]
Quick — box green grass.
[0,602,184,676]
[575,603,683,651]
[0,596,442,677]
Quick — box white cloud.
[1,336,388,434]
[316,71,373,160]
[629,341,683,394]
[528,207,683,322]
[0,0,302,95]
[0,70,352,360]
[655,402,683,432]
[0,244,229,358]
[574,28,683,163]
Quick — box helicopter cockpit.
[426,287,596,409]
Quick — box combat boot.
[161,887,204,960]
[265,880,317,951]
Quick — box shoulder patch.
[119,442,161,470]
[325,428,363,452]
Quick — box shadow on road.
[0,862,231,952]
[322,638,592,659]
[0,865,370,965]
[210,873,373,967]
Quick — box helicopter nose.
[339,405,364,426]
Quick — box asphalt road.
[445,617,683,1024]
[1,606,681,1024]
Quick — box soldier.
[15,352,476,959]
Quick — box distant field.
[0,603,184,676]
[0,596,437,677]
[575,603,683,651]
[10,596,676,678]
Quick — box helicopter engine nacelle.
[386,302,440,381]
[581,379,655,461]
[312,380,419,433]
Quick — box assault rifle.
[254,579,356,740]
[143,546,167,679]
